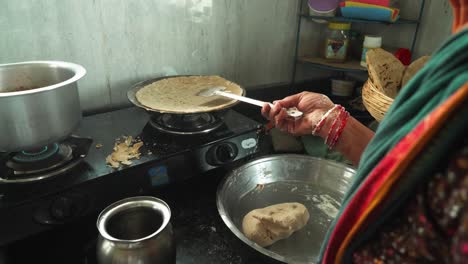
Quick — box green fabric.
[301,135,353,166]
[319,28,468,262]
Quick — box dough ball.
[242,202,309,247]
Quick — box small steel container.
[96,196,175,264]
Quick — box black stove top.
[0,108,259,205]
[0,107,262,247]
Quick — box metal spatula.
[197,86,303,119]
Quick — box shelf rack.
[290,0,426,87]
[300,14,420,25]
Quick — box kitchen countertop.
[4,148,281,264]
[156,167,281,264]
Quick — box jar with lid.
[360,35,382,67]
[324,22,351,62]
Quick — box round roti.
[366,48,405,98]
[401,56,430,88]
[135,75,244,113]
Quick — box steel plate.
[217,155,355,263]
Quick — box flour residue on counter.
[106,136,144,169]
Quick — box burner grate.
[1,136,92,183]
[12,143,60,163]
[7,144,73,175]
[149,112,224,135]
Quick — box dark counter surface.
[158,167,279,264]
[4,154,279,264]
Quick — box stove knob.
[208,143,238,165]
[50,195,83,221]
[50,197,74,220]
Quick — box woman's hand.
[262,91,374,166]
[261,92,334,136]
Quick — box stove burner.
[7,144,73,175]
[0,136,93,184]
[12,143,60,163]
[149,112,224,135]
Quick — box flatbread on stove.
[135,75,244,113]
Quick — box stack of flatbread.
[366,48,430,98]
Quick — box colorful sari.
[319,1,468,263]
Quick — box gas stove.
[0,107,262,246]
[0,136,93,183]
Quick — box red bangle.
[329,110,349,150]
[325,106,344,146]
[326,107,347,148]
[312,105,339,135]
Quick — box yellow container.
[324,22,351,62]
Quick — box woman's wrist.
[313,105,342,139]
[312,105,340,136]
[316,111,374,165]
[305,102,374,166]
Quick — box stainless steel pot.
[96,196,176,264]
[0,61,86,152]
[217,155,355,264]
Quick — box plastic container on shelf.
[360,35,382,67]
[308,0,338,23]
[308,0,339,13]
[309,7,336,24]
[324,22,351,62]
[331,79,356,96]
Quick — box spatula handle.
[215,91,270,108]
[215,90,303,119]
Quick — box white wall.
[413,0,453,58]
[1,0,453,113]
[1,0,299,113]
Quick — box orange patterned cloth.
[353,141,468,263]
[451,0,468,33]
[321,83,468,263]
[320,1,468,262]
[338,85,468,263]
